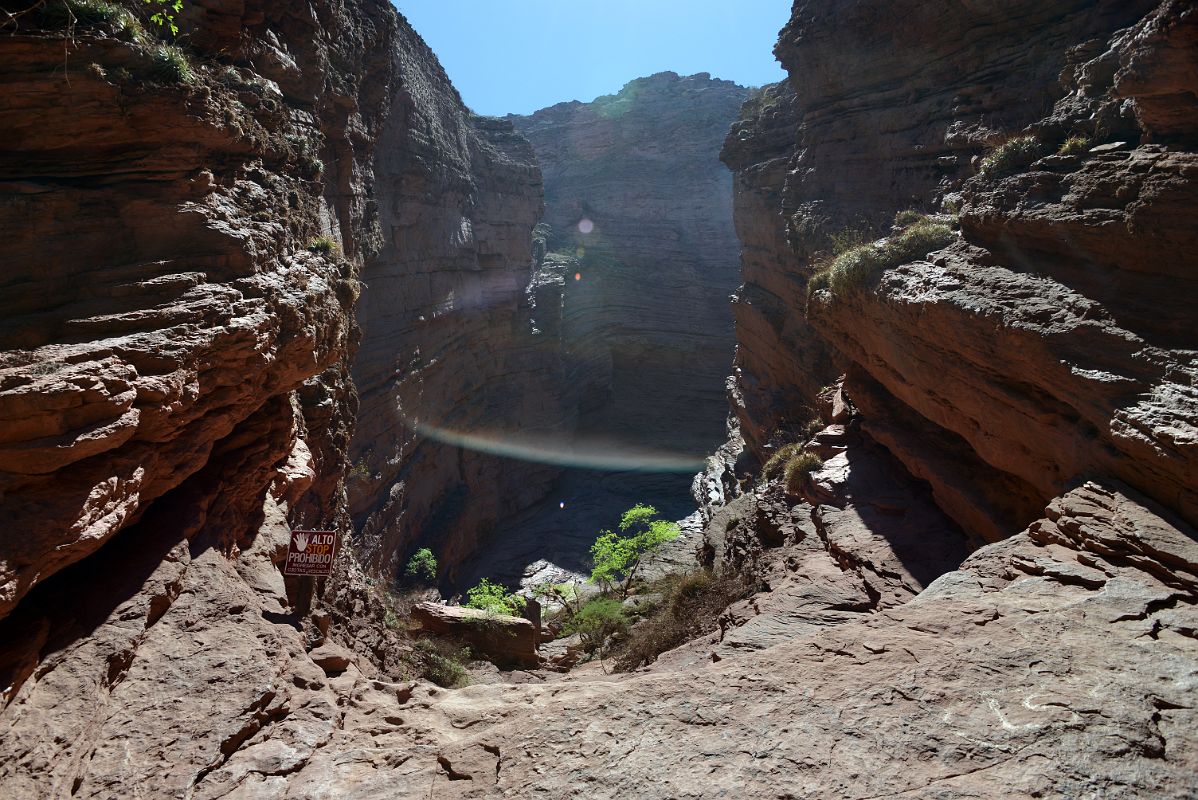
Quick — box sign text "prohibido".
[284,529,339,577]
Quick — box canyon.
[0,0,1195,797]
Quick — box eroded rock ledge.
[724,0,1197,542]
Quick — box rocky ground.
[1,0,1196,796]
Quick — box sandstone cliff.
[345,25,564,586]
[0,0,536,793]
[725,0,1197,544]
[511,72,749,456]
[0,0,393,621]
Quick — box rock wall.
[0,0,394,622]
[511,72,749,454]
[0,0,492,793]
[345,22,564,585]
[724,0,1197,543]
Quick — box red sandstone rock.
[511,72,749,457]
[410,602,539,669]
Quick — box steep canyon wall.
[511,72,749,455]
[724,0,1198,543]
[344,26,565,586]
[0,1,554,792]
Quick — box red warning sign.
[284,529,339,576]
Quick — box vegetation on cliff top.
[979,135,1047,178]
[809,212,956,297]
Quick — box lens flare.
[574,272,581,281]
[577,218,594,234]
[405,417,705,473]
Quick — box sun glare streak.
[405,418,706,472]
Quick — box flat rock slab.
[411,602,539,669]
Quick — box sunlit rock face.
[510,72,750,457]
[345,27,566,585]
[724,0,1198,542]
[0,0,398,792]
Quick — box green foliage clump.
[403,548,438,584]
[1058,135,1091,156]
[144,0,184,36]
[148,43,193,84]
[565,597,629,656]
[464,578,526,616]
[893,209,926,228]
[762,444,823,493]
[414,639,470,688]
[307,236,339,256]
[885,218,956,263]
[613,569,755,671]
[810,218,955,296]
[827,227,870,256]
[979,135,1047,178]
[782,450,824,495]
[35,0,157,45]
[762,442,805,482]
[590,504,681,597]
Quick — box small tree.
[464,578,526,616]
[403,548,437,584]
[590,504,680,598]
[565,597,629,662]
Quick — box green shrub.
[590,504,680,597]
[782,450,824,494]
[807,269,831,296]
[414,639,470,688]
[762,444,823,492]
[565,597,629,656]
[148,44,193,84]
[802,417,825,438]
[979,135,1047,178]
[613,569,755,671]
[827,227,870,256]
[464,578,526,616]
[893,209,926,228]
[307,236,339,256]
[403,548,438,583]
[812,218,955,295]
[1058,135,1091,156]
[885,218,955,264]
[762,442,804,482]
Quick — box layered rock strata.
[0,0,545,793]
[345,31,565,584]
[511,72,749,455]
[0,0,392,621]
[724,0,1198,543]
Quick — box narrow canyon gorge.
[0,0,1195,798]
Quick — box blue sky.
[393,0,790,116]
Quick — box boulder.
[307,643,353,675]
[410,603,539,669]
